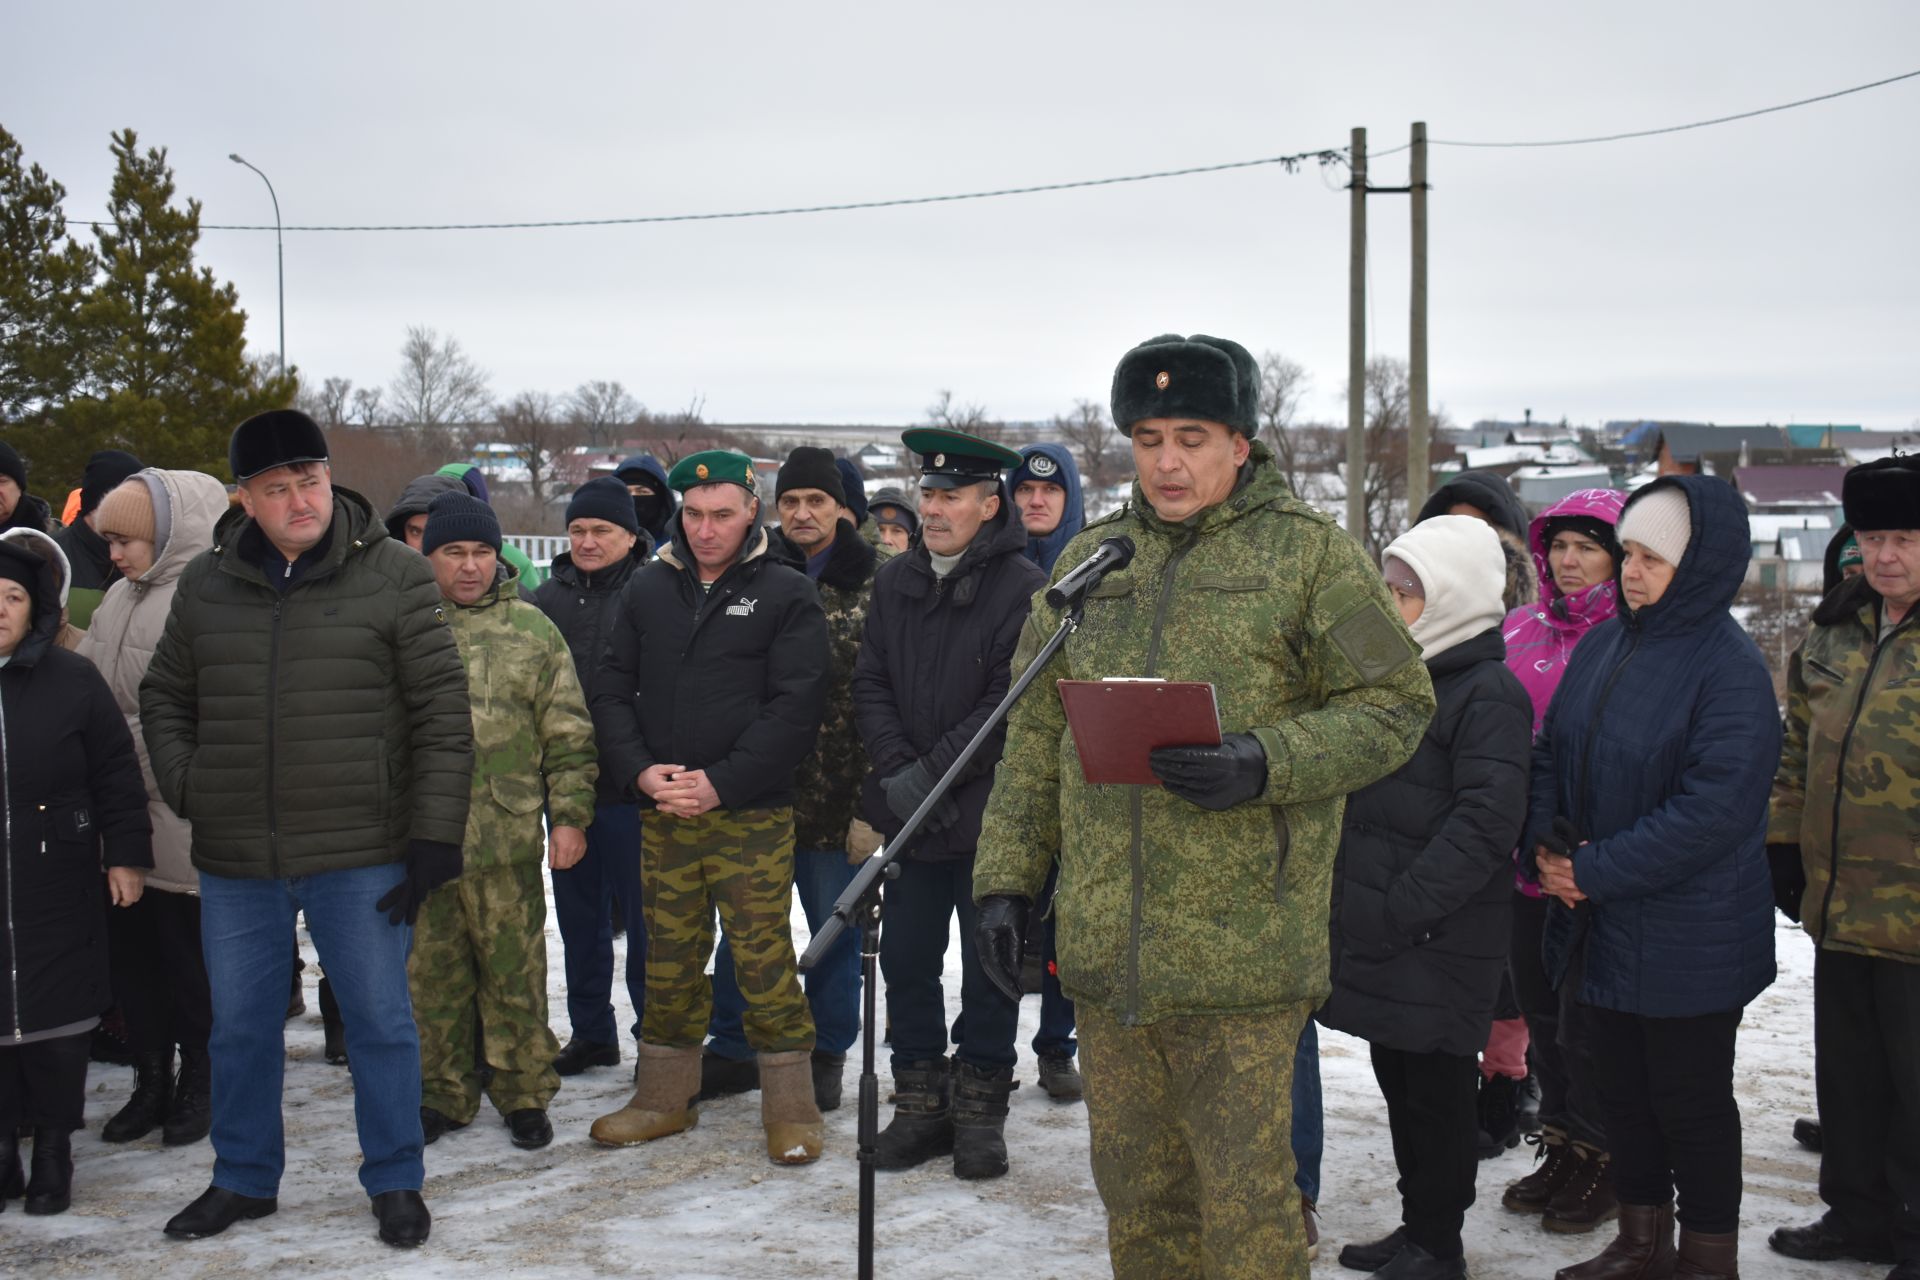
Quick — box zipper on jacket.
[1575,631,1641,839]
[267,599,283,876]
[1815,612,1910,940]
[1,683,17,1039]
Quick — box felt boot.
[589,1042,700,1146]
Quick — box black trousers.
[108,887,213,1061]
[1511,891,1607,1147]
[1584,1004,1743,1234]
[880,856,1018,1074]
[1815,947,1920,1261]
[1370,1042,1481,1260]
[0,1031,91,1131]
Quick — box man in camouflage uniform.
[973,334,1435,1279]
[410,493,597,1151]
[587,450,831,1164]
[1768,456,1920,1280]
[704,446,886,1111]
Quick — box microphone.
[1046,536,1136,609]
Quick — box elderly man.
[1768,456,1920,1280]
[972,334,1435,1278]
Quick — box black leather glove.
[1767,843,1806,923]
[975,895,1031,1004]
[882,761,960,832]
[375,839,464,926]
[1149,733,1268,811]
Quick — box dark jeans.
[108,887,213,1060]
[1293,1018,1322,1202]
[880,855,1017,1073]
[1584,1004,1743,1234]
[0,1031,90,1131]
[1511,891,1607,1147]
[709,848,863,1058]
[1371,1043,1480,1260]
[1815,947,1920,1261]
[1032,865,1077,1058]
[551,801,647,1046]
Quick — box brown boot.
[1545,1143,1620,1233]
[1674,1229,1738,1280]
[1554,1202,1676,1280]
[759,1050,824,1165]
[589,1043,701,1146]
[1506,1126,1579,1213]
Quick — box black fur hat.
[229,409,330,481]
[1842,455,1920,533]
[1110,333,1260,438]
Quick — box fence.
[505,533,569,569]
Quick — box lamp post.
[229,152,285,376]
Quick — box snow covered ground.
[0,903,1872,1280]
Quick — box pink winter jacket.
[1500,487,1627,894]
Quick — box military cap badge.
[1155,371,1171,390]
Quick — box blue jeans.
[1294,1018,1322,1201]
[709,848,862,1058]
[199,862,421,1199]
[550,802,647,1046]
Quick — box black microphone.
[1046,535,1136,609]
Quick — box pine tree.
[0,125,96,426]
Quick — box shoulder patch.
[1328,598,1418,684]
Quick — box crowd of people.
[0,332,1913,1280]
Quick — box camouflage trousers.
[640,807,815,1054]
[407,861,561,1124]
[1079,1000,1315,1280]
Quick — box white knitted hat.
[1617,486,1692,566]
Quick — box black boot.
[23,1128,72,1215]
[811,1051,846,1112]
[371,1189,432,1247]
[1518,1069,1543,1134]
[102,1050,174,1143]
[318,976,348,1065]
[1475,1072,1522,1157]
[164,1050,213,1146]
[554,1037,621,1076]
[950,1060,1015,1181]
[0,1129,23,1205]
[1791,1116,1822,1152]
[1339,1226,1407,1272]
[873,1058,953,1170]
[286,965,306,1019]
[1372,1241,1468,1279]
[163,1185,278,1238]
[696,1048,759,1101]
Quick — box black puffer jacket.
[852,498,1045,861]
[1319,626,1532,1056]
[533,540,651,805]
[138,488,474,879]
[0,528,152,1041]
[590,520,828,811]
[53,517,116,594]
[0,493,55,538]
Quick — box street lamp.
[229,152,285,377]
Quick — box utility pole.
[1407,122,1430,517]
[1346,127,1368,545]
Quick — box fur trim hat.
[1110,333,1260,437]
[230,409,329,481]
[1843,455,1920,533]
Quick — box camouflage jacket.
[974,442,1437,1024]
[784,522,888,851]
[1771,576,1920,963]
[446,567,599,869]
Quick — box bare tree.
[1346,356,1412,560]
[567,379,643,448]
[296,375,355,430]
[1054,399,1123,492]
[926,389,1006,443]
[389,325,492,433]
[349,385,386,427]
[494,390,583,509]
[1258,351,1325,495]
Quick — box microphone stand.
[800,593,1088,1280]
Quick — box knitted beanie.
[777,446,847,506]
[94,477,157,543]
[422,491,502,555]
[565,476,641,534]
[1617,486,1693,566]
[0,440,26,493]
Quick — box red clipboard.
[1057,679,1223,785]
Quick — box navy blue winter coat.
[1528,475,1778,1018]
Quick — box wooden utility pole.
[1407,122,1430,517]
[1346,127,1368,544]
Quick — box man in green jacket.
[1767,455,1920,1278]
[140,410,474,1249]
[972,335,1435,1279]
[411,492,598,1153]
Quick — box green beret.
[668,449,759,497]
[1110,333,1260,437]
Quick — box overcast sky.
[8,2,1918,431]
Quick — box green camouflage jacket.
[1771,578,1920,962]
[974,442,1436,1024]
[446,567,599,869]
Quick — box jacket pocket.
[488,775,547,817]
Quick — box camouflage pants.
[1079,1001,1314,1280]
[640,808,814,1054]
[407,862,561,1124]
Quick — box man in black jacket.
[587,450,831,1165]
[851,428,1045,1181]
[532,477,654,1076]
[52,449,143,625]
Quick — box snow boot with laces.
[101,1051,173,1143]
[1544,1142,1621,1234]
[1504,1125,1580,1212]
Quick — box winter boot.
[873,1058,953,1171]
[1674,1229,1738,1280]
[1339,1226,1408,1271]
[1476,1072,1522,1157]
[1037,1052,1085,1102]
[1504,1126,1579,1212]
[164,1050,213,1146]
[318,976,348,1065]
[811,1051,846,1112]
[22,1129,73,1216]
[101,1050,174,1143]
[1791,1117,1822,1152]
[1767,1212,1898,1263]
[1372,1241,1468,1279]
[950,1060,1016,1180]
[760,1050,825,1164]
[590,1042,701,1146]
[1553,1201,1676,1280]
[1544,1143,1620,1233]
[697,1048,759,1101]
[0,1129,22,1205]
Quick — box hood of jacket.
[868,485,918,531]
[1417,470,1530,542]
[1383,515,1510,661]
[385,474,467,541]
[1616,475,1751,637]
[1821,522,1858,596]
[614,453,677,543]
[436,462,489,504]
[1013,443,1086,573]
[130,468,231,590]
[1528,488,1627,627]
[0,526,70,667]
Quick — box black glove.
[881,761,960,832]
[375,839,464,926]
[975,895,1031,1004]
[1149,734,1268,811]
[1767,843,1806,923]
